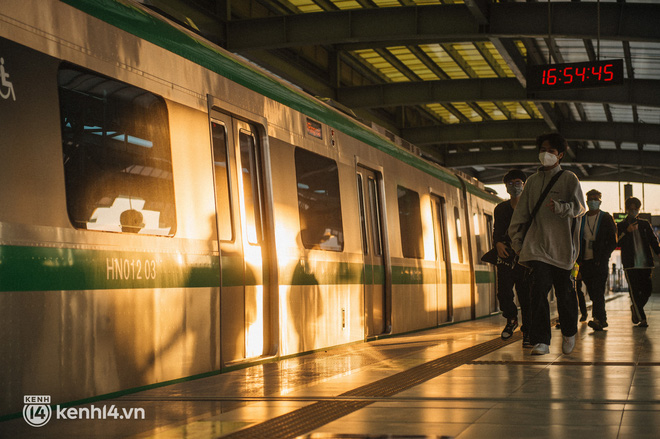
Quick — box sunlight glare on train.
[246,286,264,358]
[472,213,480,236]
[87,196,170,235]
[421,194,435,261]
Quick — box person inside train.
[120,208,144,234]
[492,169,532,347]
[617,197,660,327]
[508,132,586,356]
[578,189,617,331]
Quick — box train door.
[484,213,498,314]
[431,195,453,324]
[356,166,388,337]
[210,112,268,363]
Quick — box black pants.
[626,268,653,321]
[496,263,532,334]
[580,259,609,323]
[575,279,587,317]
[529,261,578,345]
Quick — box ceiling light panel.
[354,49,410,82]
[330,0,362,10]
[452,43,496,78]
[420,45,469,79]
[475,102,507,121]
[388,46,439,80]
[629,42,660,80]
[426,104,460,124]
[452,102,482,122]
[287,0,323,12]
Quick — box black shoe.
[638,320,648,328]
[631,305,640,324]
[580,314,588,322]
[522,333,533,348]
[602,321,609,328]
[588,319,604,331]
[501,319,518,340]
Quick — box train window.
[356,174,369,254]
[239,130,263,244]
[454,207,464,263]
[397,186,424,259]
[211,121,233,241]
[295,148,344,251]
[484,214,494,251]
[58,64,176,235]
[368,178,383,256]
[473,213,483,261]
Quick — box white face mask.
[539,151,558,167]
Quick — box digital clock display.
[527,59,624,93]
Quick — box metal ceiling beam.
[477,169,660,185]
[402,120,548,145]
[489,3,660,42]
[226,5,478,50]
[337,78,523,108]
[225,3,660,51]
[401,120,660,146]
[336,79,660,109]
[444,148,660,171]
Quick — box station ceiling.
[139,0,660,185]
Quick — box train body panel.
[0,0,502,416]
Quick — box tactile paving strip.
[220,332,522,439]
[470,360,660,366]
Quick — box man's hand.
[496,242,510,259]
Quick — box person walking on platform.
[617,197,660,327]
[493,170,532,347]
[579,189,617,331]
[508,133,586,356]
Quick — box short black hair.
[502,169,527,184]
[586,189,602,199]
[625,197,641,209]
[536,132,568,154]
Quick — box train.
[0,0,501,417]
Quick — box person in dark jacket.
[578,189,617,331]
[493,169,532,346]
[617,197,660,327]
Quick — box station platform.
[5,293,660,439]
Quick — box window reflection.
[397,186,424,259]
[211,122,233,241]
[58,64,176,235]
[295,148,344,251]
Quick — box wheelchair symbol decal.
[1,57,16,101]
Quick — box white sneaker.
[531,343,550,355]
[562,335,576,354]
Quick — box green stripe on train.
[0,245,492,291]
[475,270,495,284]
[0,245,220,291]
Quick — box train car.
[0,0,500,417]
